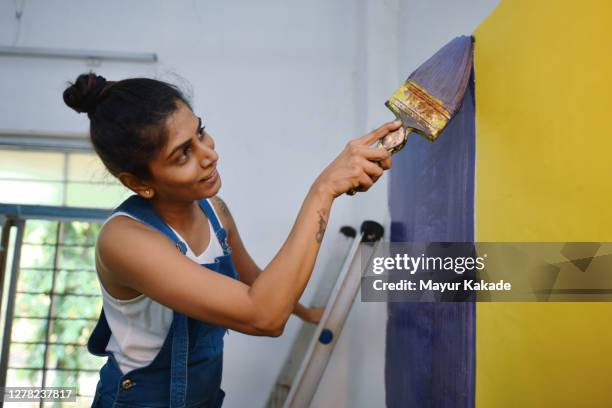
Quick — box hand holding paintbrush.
[344,124,409,196]
[313,121,401,199]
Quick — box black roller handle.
[339,225,357,238]
[360,220,384,243]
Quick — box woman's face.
[146,101,221,201]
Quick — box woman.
[63,73,398,407]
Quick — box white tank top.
[97,201,225,375]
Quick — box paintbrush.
[347,36,473,196]
[380,35,474,153]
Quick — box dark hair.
[63,72,191,179]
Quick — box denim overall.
[88,195,239,408]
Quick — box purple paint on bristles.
[387,36,474,139]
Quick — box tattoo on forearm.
[316,209,327,243]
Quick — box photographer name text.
[372,279,512,292]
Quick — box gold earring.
[145,189,151,196]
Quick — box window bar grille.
[9,367,99,373]
[22,242,96,249]
[19,267,95,273]
[16,291,99,298]
[11,340,87,347]
[12,316,98,322]
[0,204,109,407]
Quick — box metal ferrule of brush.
[386,80,451,141]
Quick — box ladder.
[266,220,384,408]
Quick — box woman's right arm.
[97,121,400,336]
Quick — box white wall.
[0,1,498,406]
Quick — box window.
[0,146,122,406]
[0,150,129,208]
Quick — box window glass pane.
[50,320,95,345]
[0,180,63,205]
[62,221,100,246]
[66,182,129,208]
[0,151,64,181]
[47,344,103,370]
[43,369,97,406]
[8,343,45,369]
[0,149,131,207]
[14,293,49,318]
[67,153,112,183]
[52,294,100,320]
[6,368,42,387]
[17,268,53,293]
[59,246,95,270]
[23,220,59,245]
[54,270,99,296]
[20,243,57,269]
[44,369,78,388]
[11,317,46,342]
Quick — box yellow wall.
[474,0,612,406]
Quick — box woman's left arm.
[211,197,323,324]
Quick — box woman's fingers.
[343,134,394,194]
[317,120,400,198]
[352,144,391,163]
[356,120,402,146]
[378,156,392,170]
[360,157,384,180]
[348,158,384,193]
[356,170,374,192]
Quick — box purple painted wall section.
[385,77,475,408]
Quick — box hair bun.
[63,73,109,115]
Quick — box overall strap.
[114,195,188,254]
[112,195,189,407]
[198,199,232,256]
